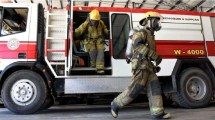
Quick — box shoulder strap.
[138,28,147,41]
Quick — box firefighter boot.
[151,112,171,120]
[97,69,105,74]
[111,101,120,118]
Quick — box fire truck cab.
[0,1,215,114]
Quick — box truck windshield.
[1,8,28,36]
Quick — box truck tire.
[40,95,54,110]
[0,97,4,107]
[173,67,212,108]
[1,70,47,114]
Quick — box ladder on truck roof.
[45,0,71,77]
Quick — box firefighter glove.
[155,66,161,73]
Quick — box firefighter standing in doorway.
[110,11,171,120]
[74,9,109,74]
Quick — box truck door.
[0,7,30,61]
[0,7,3,33]
[206,16,215,65]
[110,12,132,76]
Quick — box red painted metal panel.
[45,39,48,57]
[27,43,36,59]
[110,40,207,59]
[206,41,215,56]
[0,41,36,59]
[0,40,213,60]
[156,40,206,58]
[73,6,131,12]
[132,8,200,16]
[65,39,68,57]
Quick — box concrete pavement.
[0,103,215,120]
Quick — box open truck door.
[110,12,132,77]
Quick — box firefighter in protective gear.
[74,9,109,74]
[111,11,171,120]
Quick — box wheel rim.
[185,76,206,100]
[11,79,37,106]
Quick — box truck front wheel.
[173,67,212,108]
[1,70,47,114]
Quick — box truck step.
[50,62,65,65]
[70,67,112,75]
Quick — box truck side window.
[111,14,130,59]
[1,8,28,36]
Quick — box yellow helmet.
[89,9,100,20]
[139,11,163,26]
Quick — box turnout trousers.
[84,38,105,70]
[113,69,164,116]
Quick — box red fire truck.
[0,1,215,114]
